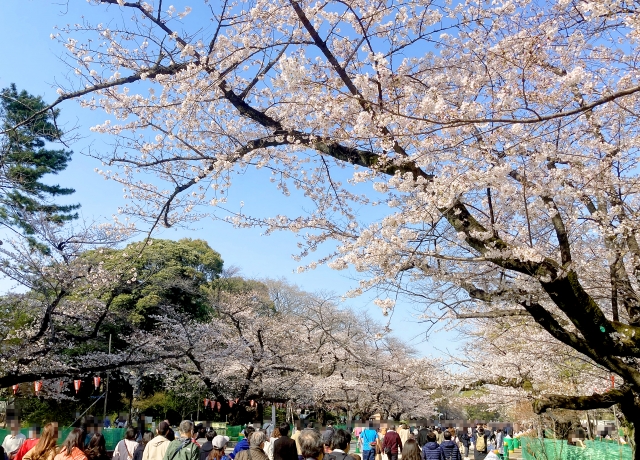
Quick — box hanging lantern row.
[200,398,297,411]
[11,376,103,396]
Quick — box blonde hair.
[29,424,58,460]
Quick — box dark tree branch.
[533,386,630,414]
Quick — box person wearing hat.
[207,436,230,460]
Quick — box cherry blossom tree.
[0,217,183,390]
[157,279,437,424]
[12,0,640,450]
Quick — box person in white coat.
[143,422,173,460]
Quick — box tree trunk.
[618,394,640,460]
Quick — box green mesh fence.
[520,437,632,460]
[226,425,243,441]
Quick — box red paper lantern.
[210,400,215,409]
[216,401,221,411]
[93,376,101,390]
[229,400,234,408]
[34,381,43,395]
[12,384,19,395]
[204,398,210,408]
[74,379,82,394]
[58,381,64,392]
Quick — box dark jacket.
[383,431,402,454]
[459,434,470,448]
[417,429,430,448]
[134,445,145,460]
[421,443,444,460]
[199,442,213,460]
[439,441,461,460]
[231,440,250,460]
[273,436,298,460]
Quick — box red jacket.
[383,431,402,454]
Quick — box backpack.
[475,435,486,453]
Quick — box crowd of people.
[356,423,510,460]
[2,418,517,460]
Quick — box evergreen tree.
[0,84,79,241]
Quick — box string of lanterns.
[200,398,294,411]
[10,376,104,395]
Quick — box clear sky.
[0,0,461,357]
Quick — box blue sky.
[0,0,461,357]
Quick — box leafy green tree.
[0,84,79,240]
[83,238,224,329]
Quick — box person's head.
[158,421,171,437]
[402,440,421,460]
[63,428,85,455]
[427,432,436,443]
[209,436,230,460]
[272,428,281,439]
[85,433,107,460]
[180,421,195,438]
[299,430,324,460]
[197,426,207,440]
[330,429,351,452]
[436,427,441,433]
[307,423,314,429]
[368,421,373,429]
[390,425,396,431]
[9,419,20,434]
[245,426,256,439]
[250,431,267,449]
[166,429,175,441]
[142,431,154,446]
[278,423,289,437]
[125,427,137,441]
[30,423,59,460]
[443,431,451,441]
[206,431,215,442]
[477,428,485,436]
[28,425,41,439]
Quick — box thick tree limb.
[533,387,630,414]
[456,310,531,319]
[0,355,176,388]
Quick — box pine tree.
[0,84,79,241]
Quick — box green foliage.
[465,403,502,421]
[19,397,84,426]
[0,84,79,241]
[83,238,224,329]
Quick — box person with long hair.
[264,427,280,460]
[23,424,58,460]
[400,440,420,460]
[85,433,108,460]
[54,429,87,460]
